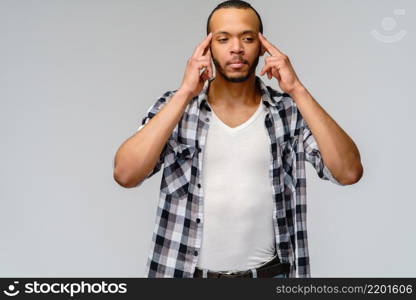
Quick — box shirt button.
[194,250,198,256]
[196,218,201,223]
[197,183,201,188]
[205,117,210,122]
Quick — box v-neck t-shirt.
[196,101,276,272]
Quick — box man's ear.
[260,46,266,56]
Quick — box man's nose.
[230,39,244,54]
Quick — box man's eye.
[217,37,254,43]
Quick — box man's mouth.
[228,61,246,68]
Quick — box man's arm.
[113,32,213,188]
[113,89,192,188]
[290,86,363,185]
[257,32,362,185]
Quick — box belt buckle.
[221,270,239,275]
[217,269,246,278]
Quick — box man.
[113,0,363,278]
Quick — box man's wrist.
[173,88,195,106]
[176,87,193,99]
[288,83,309,102]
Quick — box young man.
[113,0,363,278]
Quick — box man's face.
[209,8,265,83]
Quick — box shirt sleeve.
[302,122,346,186]
[134,90,175,187]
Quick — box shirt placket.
[265,106,293,270]
[189,103,212,276]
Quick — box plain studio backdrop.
[1,0,414,277]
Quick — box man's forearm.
[289,85,363,185]
[113,89,193,188]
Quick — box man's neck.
[207,74,261,109]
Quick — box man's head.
[206,0,266,83]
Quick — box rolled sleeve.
[302,123,346,186]
[134,91,175,187]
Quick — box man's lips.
[228,61,246,68]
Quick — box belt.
[193,255,290,278]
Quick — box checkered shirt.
[136,75,345,278]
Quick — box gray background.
[1,0,414,277]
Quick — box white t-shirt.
[196,100,276,272]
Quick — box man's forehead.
[209,7,260,34]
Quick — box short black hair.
[206,0,263,35]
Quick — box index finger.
[193,32,213,58]
[258,32,283,56]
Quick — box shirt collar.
[196,75,284,109]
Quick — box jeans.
[272,273,287,278]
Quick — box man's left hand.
[258,32,304,95]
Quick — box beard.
[211,47,261,83]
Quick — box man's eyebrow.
[214,30,257,36]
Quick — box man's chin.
[226,76,249,83]
[225,71,252,82]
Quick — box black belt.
[193,255,290,278]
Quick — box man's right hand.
[179,32,213,99]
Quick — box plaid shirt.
[136,75,346,278]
